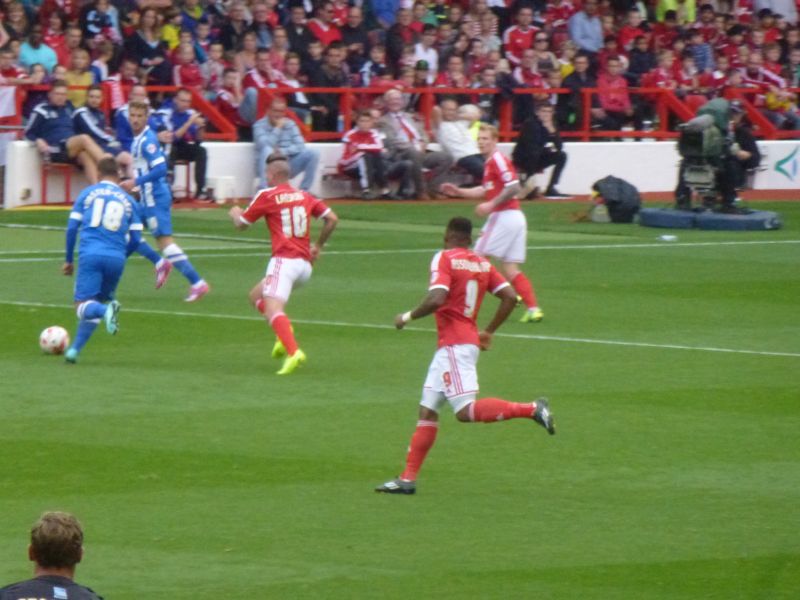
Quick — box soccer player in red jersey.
[441,124,544,324]
[228,152,338,375]
[375,217,555,495]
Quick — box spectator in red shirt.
[0,46,30,83]
[56,25,82,68]
[202,42,228,95]
[339,109,402,199]
[763,42,784,75]
[172,43,204,90]
[503,6,538,67]
[596,56,637,130]
[215,68,250,139]
[652,10,681,52]
[308,2,343,46]
[693,4,718,43]
[43,11,66,56]
[617,8,646,53]
[756,9,782,44]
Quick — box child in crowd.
[65,48,92,107]
[338,109,401,200]
[172,42,204,90]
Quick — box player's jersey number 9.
[464,279,478,318]
[280,206,308,238]
[89,198,125,232]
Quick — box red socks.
[255,298,266,314]
[269,312,299,355]
[469,397,535,422]
[511,272,538,310]
[400,420,439,481]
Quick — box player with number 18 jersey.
[230,155,338,375]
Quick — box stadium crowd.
[4,0,800,199]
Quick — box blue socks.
[138,240,162,265]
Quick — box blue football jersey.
[131,126,171,205]
[69,181,143,260]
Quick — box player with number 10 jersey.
[229,153,338,375]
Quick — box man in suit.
[377,89,452,199]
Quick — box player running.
[62,158,143,364]
[119,101,209,302]
[228,152,338,375]
[375,217,555,495]
[441,124,544,323]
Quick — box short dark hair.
[30,512,83,569]
[87,83,103,94]
[50,80,68,91]
[447,217,472,239]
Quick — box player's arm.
[478,283,516,350]
[395,288,448,329]
[134,151,168,186]
[63,195,87,275]
[441,182,486,198]
[310,208,338,262]
[228,205,250,230]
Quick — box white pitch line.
[3,299,798,359]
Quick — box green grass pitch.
[1,201,798,599]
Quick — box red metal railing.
[254,85,798,142]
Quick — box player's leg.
[153,207,209,301]
[115,151,133,178]
[261,258,312,374]
[73,150,99,184]
[288,147,320,191]
[376,349,451,494]
[456,398,555,434]
[448,344,555,432]
[192,143,208,196]
[497,211,543,322]
[66,256,106,362]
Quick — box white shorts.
[420,344,480,414]
[263,257,312,302]
[474,209,527,264]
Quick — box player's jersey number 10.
[280,206,308,238]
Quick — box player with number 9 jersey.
[230,153,338,375]
[428,247,509,348]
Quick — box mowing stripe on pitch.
[1,238,798,263]
[3,299,798,359]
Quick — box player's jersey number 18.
[89,198,125,232]
[280,206,308,238]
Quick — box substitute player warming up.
[375,217,554,495]
[441,124,544,323]
[63,158,142,364]
[229,152,338,375]
[120,101,209,302]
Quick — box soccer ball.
[39,326,70,355]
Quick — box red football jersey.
[483,150,520,212]
[428,247,509,348]
[240,183,331,261]
[338,128,384,171]
[502,25,539,66]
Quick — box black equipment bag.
[592,176,642,223]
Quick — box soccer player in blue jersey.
[63,158,143,364]
[120,101,210,302]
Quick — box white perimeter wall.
[4,139,799,208]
